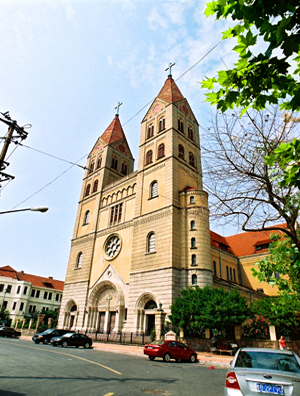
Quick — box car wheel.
[62,341,68,348]
[53,344,57,347]
[84,342,90,349]
[163,353,171,362]
[189,354,196,363]
[148,356,155,361]
[43,339,49,345]
[35,341,40,344]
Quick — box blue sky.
[0,0,238,280]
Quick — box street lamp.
[0,206,48,215]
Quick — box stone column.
[155,310,166,341]
[36,314,45,331]
[235,326,242,340]
[28,319,33,330]
[48,317,53,329]
[205,328,211,339]
[269,325,277,341]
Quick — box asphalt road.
[0,338,227,396]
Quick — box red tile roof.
[0,266,64,291]
[100,115,127,145]
[157,75,184,103]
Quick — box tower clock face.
[105,235,121,259]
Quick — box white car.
[225,347,300,395]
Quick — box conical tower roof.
[157,75,184,103]
[100,114,127,144]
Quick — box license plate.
[256,383,283,395]
[147,347,153,349]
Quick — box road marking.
[104,394,114,396]
[4,341,122,375]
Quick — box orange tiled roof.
[210,230,230,251]
[0,266,64,291]
[157,75,184,103]
[100,115,127,145]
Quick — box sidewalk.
[21,336,231,368]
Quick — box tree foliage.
[169,286,249,335]
[202,0,300,113]
[202,108,300,248]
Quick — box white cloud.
[65,2,75,21]
[148,8,169,30]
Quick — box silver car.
[225,347,300,395]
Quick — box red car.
[144,340,197,363]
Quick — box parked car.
[225,347,300,396]
[0,327,21,338]
[32,329,74,344]
[144,340,197,362]
[50,332,92,348]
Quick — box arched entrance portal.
[135,293,158,334]
[144,300,157,335]
[62,300,78,330]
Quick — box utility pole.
[0,112,30,190]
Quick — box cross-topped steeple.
[115,102,123,116]
[165,62,175,76]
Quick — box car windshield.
[150,340,165,345]
[42,329,55,335]
[235,351,300,373]
[63,333,74,338]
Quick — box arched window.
[111,156,118,170]
[178,118,184,133]
[178,144,184,159]
[145,300,157,309]
[192,274,197,285]
[159,117,165,132]
[190,196,195,204]
[83,210,90,225]
[88,162,94,174]
[150,181,158,198]
[157,143,165,159]
[76,253,83,269]
[121,162,128,175]
[146,150,153,164]
[191,237,196,248]
[93,179,98,192]
[147,124,154,139]
[192,254,196,265]
[189,152,195,167]
[213,260,217,276]
[85,184,91,196]
[148,232,155,253]
[96,157,102,169]
[188,126,194,140]
[191,220,195,230]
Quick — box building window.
[93,180,98,193]
[192,254,197,266]
[83,210,90,225]
[111,156,118,171]
[6,285,12,293]
[191,220,195,230]
[56,294,60,302]
[178,118,184,133]
[226,266,229,280]
[233,268,236,282]
[31,289,35,298]
[178,144,184,159]
[189,152,195,167]
[48,292,52,300]
[36,290,40,298]
[121,162,128,175]
[230,267,233,281]
[109,203,123,226]
[88,162,94,174]
[0,284,4,292]
[29,305,32,313]
[146,150,153,165]
[192,274,197,285]
[191,237,196,248]
[157,143,165,159]
[17,285,21,294]
[148,232,155,253]
[20,302,24,311]
[188,126,194,140]
[77,252,83,269]
[159,117,165,132]
[147,124,154,139]
[190,196,195,204]
[44,292,48,300]
[150,181,158,198]
[2,301,7,310]
[96,157,102,169]
[12,302,17,310]
[23,286,28,295]
[85,184,91,197]
[213,261,217,276]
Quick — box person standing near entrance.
[279,336,286,350]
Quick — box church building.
[57,72,278,335]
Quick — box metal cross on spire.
[165,62,175,76]
[115,102,123,116]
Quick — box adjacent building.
[0,265,64,325]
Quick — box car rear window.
[235,351,300,373]
[150,340,165,345]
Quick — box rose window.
[105,235,121,259]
